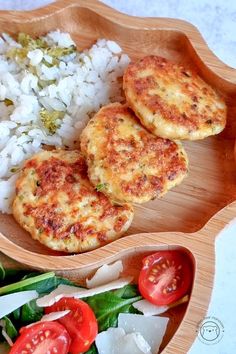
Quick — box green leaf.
[85,344,98,354]
[85,285,142,332]
[0,264,5,282]
[21,299,43,324]
[12,307,21,322]
[0,272,55,295]
[0,263,27,286]
[113,284,140,299]
[95,183,108,192]
[2,316,18,340]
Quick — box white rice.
[0,30,131,213]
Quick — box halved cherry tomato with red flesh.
[9,321,70,354]
[45,298,98,354]
[139,251,192,305]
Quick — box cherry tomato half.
[9,321,70,354]
[138,250,192,305]
[45,297,98,354]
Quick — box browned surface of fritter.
[80,103,188,203]
[123,55,226,140]
[12,150,134,253]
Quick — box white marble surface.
[0,0,235,69]
[0,1,235,353]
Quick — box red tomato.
[9,321,70,354]
[45,298,98,353]
[138,250,192,305]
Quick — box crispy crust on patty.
[80,103,188,203]
[123,55,227,140]
[12,150,134,253]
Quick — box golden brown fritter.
[12,150,134,253]
[80,103,188,203]
[123,55,226,140]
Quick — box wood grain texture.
[0,0,235,352]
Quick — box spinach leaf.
[0,263,5,281]
[85,344,98,354]
[2,316,18,339]
[0,263,27,286]
[21,299,43,324]
[113,284,140,299]
[0,272,54,295]
[0,272,74,295]
[85,284,142,332]
[12,307,21,322]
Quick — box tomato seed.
[148,275,155,282]
[45,330,50,338]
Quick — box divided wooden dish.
[0,0,236,353]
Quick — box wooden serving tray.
[0,0,236,353]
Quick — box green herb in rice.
[4,98,13,106]
[6,33,76,67]
[37,79,56,89]
[46,45,76,58]
[39,108,64,134]
[10,167,19,173]
[17,33,48,50]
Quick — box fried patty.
[80,103,188,204]
[123,55,227,140]
[12,150,134,253]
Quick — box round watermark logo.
[196,316,224,345]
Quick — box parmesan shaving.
[86,260,123,288]
[95,327,151,354]
[37,277,133,307]
[0,290,38,319]
[132,299,168,316]
[1,329,13,347]
[118,313,169,353]
[26,310,71,328]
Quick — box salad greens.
[0,262,188,353]
[86,284,142,332]
[0,263,142,353]
[0,271,74,296]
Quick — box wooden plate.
[0,0,236,352]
